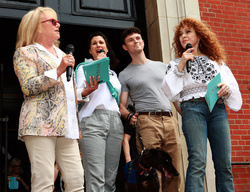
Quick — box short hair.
[121,27,142,45]
[172,17,226,64]
[8,158,22,175]
[15,7,57,49]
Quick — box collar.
[34,43,63,64]
[138,162,152,176]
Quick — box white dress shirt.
[33,43,79,139]
[76,58,121,120]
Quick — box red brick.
[238,8,249,13]
[210,17,223,23]
[233,130,247,135]
[235,3,248,8]
[238,12,248,17]
[243,146,250,151]
[221,1,234,6]
[232,146,243,150]
[232,156,245,162]
[239,140,246,145]
[203,12,216,17]
[200,0,250,189]
[224,19,237,24]
[222,10,236,16]
[237,20,250,25]
[202,3,212,8]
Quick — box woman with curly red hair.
[161,17,242,191]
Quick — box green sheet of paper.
[205,73,221,112]
[81,57,110,85]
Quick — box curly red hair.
[172,17,226,65]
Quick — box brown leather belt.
[181,97,206,104]
[138,111,172,117]
[181,97,224,105]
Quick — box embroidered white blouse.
[161,56,242,111]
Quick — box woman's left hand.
[81,76,100,97]
[217,83,230,97]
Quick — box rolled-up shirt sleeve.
[220,63,242,111]
[44,68,60,82]
[76,64,89,102]
[161,61,185,102]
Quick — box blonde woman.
[14,7,84,192]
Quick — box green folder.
[81,57,110,85]
[205,73,221,112]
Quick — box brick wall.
[199,0,250,191]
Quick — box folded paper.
[205,73,221,112]
[81,57,110,85]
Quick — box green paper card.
[81,57,110,85]
[205,73,221,112]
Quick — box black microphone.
[186,43,192,73]
[97,49,105,53]
[66,44,74,81]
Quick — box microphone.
[97,49,105,53]
[66,44,74,81]
[186,43,192,73]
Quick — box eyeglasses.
[41,19,60,26]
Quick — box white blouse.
[161,56,242,111]
[76,59,121,120]
[34,43,79,139]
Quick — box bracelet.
[82,95,87,100]
[126,112,134,122]
[222,86,231,100]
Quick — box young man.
[119,27,182,192]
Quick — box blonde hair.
[15,7,57,50]
[172,17,226,65]
[54,40,60,48]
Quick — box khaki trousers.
[24,136,84,192]
[136,114,182,192]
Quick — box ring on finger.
[69,59,72,63]
[90,85,94,87]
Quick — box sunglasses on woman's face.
[41,18,60,26]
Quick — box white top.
[34,43,79,139]
[76,59,121,119]
[161,56,242,111]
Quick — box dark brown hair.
[87,31,119,70]
[121,27,142,45]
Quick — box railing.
[232,162,250,165]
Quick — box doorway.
[0,8,148,191]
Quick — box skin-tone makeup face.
[178,25,200,52]
[89,35,109,60]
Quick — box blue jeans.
[181,100,234,192]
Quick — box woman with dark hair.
[86,31,120,70]
[76,31,123,192]
[161,17,242,192]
